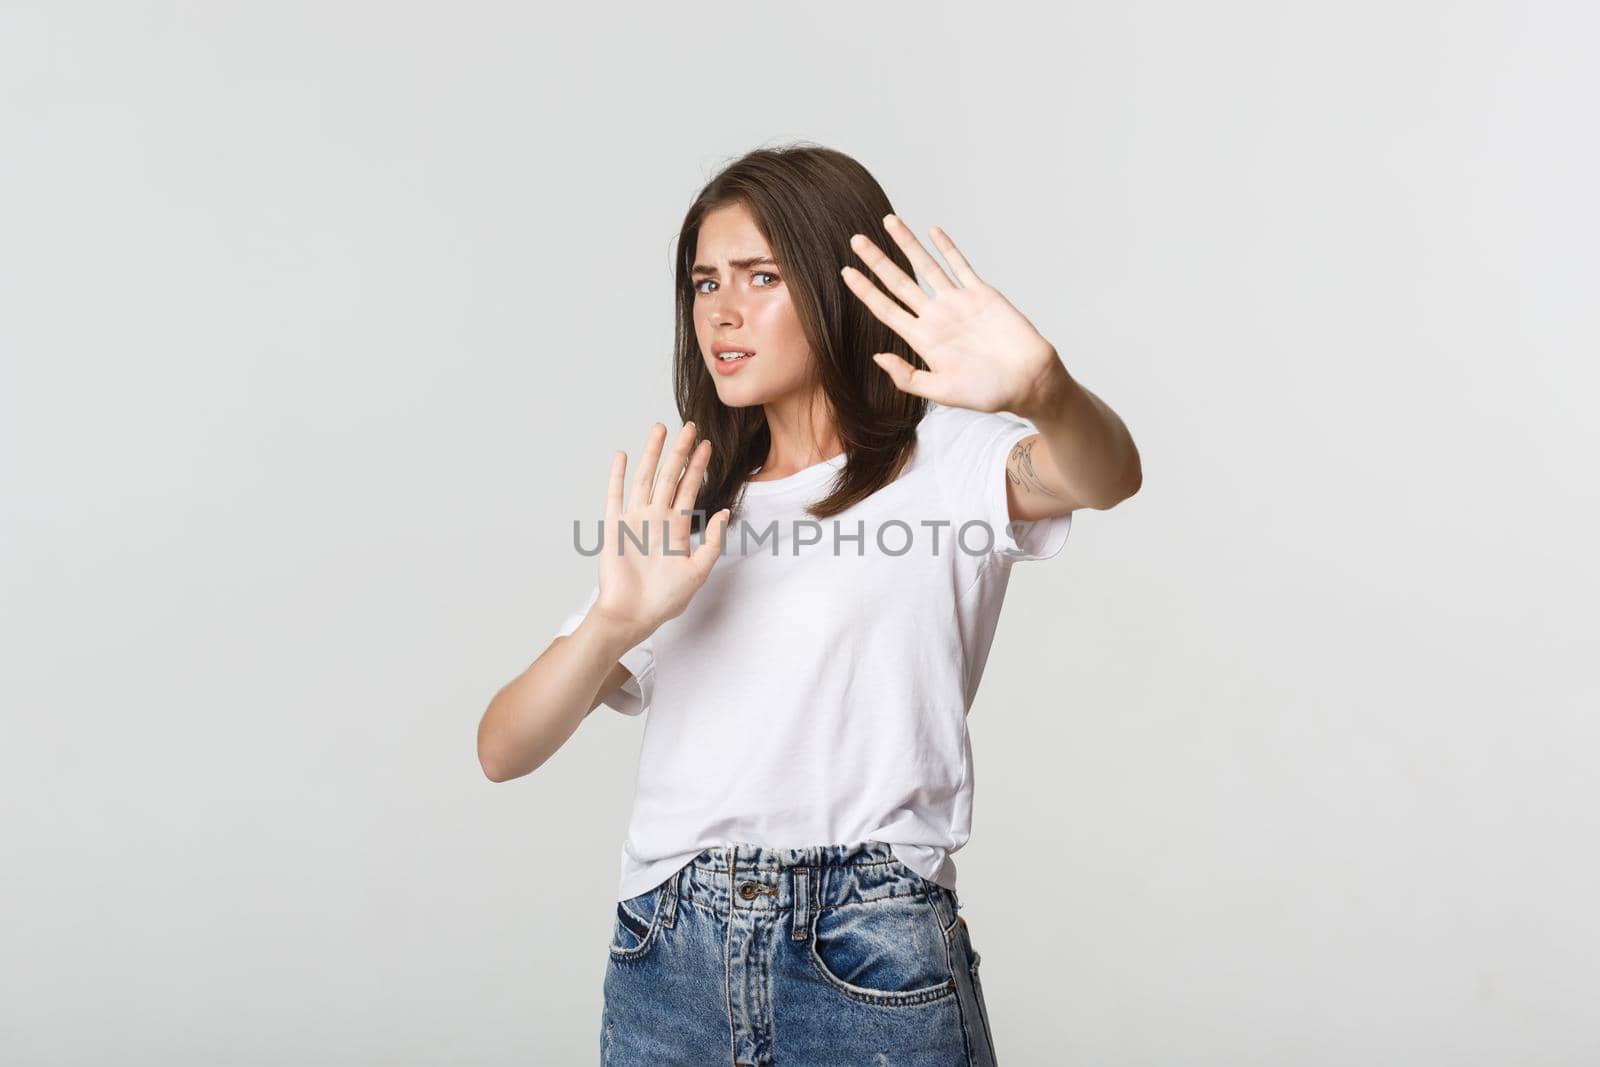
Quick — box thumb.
[871,352,934,399]
[692,508,731,575]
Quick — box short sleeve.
[554,583,654,716]
[929,403,1073,564]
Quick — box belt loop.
[791,867,810,940]
[660,865,681,928]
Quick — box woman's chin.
[712,381,771,408]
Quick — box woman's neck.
[752,390,843,480]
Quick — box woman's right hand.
[589,421,729,646]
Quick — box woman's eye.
[692,272,779,296]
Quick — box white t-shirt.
[554,401,1073,902]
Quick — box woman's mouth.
[713,348,756,375]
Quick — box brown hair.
[672,141,929,530]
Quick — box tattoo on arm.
[1006,438,1063,498]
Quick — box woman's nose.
[708,296,741,327]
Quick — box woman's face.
[691,202,813,408]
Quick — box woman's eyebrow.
[691,255,778,276]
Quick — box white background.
[3,2,1596,1063]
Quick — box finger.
[884,214,958,293]
[840,264,919,339]
[605,449,625,523]
[628,423,667,511]
[871,351,948,403]
[848,232,929,312]
[928,224,984,288]
[692,507,731,577]
[670,437,711,517]
[602,449,626,558]
[649,421,698,513]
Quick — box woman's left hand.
[841,214,1065,415]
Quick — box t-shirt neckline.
[740,452,848,497]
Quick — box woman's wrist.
[577,606,652,656]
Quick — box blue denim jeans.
[600,839,998,1066]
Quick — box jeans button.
[738,881,758,900]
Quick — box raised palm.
[840,214,1062,415]
[591,422,728,645]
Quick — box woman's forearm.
[476,612,641,781]
[1018,359,1142,511]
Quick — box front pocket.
[615,901,651,947]
[808,894,957,1006]
[609,884,664,961]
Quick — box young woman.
[478,144,1141,1066]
